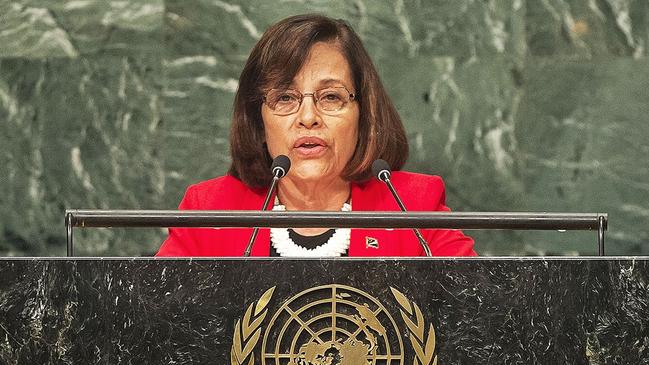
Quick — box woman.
[157,14,476,257]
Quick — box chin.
[291,162,335,182]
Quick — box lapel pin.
[365,236,379,249]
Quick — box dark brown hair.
[228,14,408,188]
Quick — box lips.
[293,136,328,157]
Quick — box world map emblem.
[231,284,438,365]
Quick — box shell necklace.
[270,198,351,257]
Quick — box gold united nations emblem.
[231,284,438,365]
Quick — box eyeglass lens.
[265,87,354,115]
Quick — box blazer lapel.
[349,181,397,257]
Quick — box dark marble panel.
[0,57,166,256]
[526,0,647,58]
[164,0,526,60]
[379,54,552,256]
[515,59,649,255]
[379,54,649,255]
[356,0,526,64]
[381,55,524,209]
[0,0,164,58]
[0,258,648,364]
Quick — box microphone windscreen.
[371,159,391,180]
[271,155,291,178]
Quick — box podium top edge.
[0,256,645,261]
[65,210,608,216]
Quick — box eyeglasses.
[263,86,356,116]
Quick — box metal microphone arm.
[243,175,279,257]
[380,172,432,257]
[244,155,290,257]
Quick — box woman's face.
[261,42,360,184]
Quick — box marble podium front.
[0,258,647,364]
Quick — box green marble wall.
[1,0,647,256]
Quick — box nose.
[295,94,321,129]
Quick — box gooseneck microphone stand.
[243,155,291,257]
[372,159,432,257]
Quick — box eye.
[273,91,299,104]
[319,90,344,102]
[278,94,294,102]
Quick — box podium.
[0,258,646,364]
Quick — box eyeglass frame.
[262,86,357,116]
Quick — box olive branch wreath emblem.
[390,287,438,365]
[230,286,437,365]
[231,286,275,365]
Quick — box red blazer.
[156,171,476,257]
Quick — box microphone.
[243,155,291,256]
[371,159,432,257]
[271,155,290,178]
